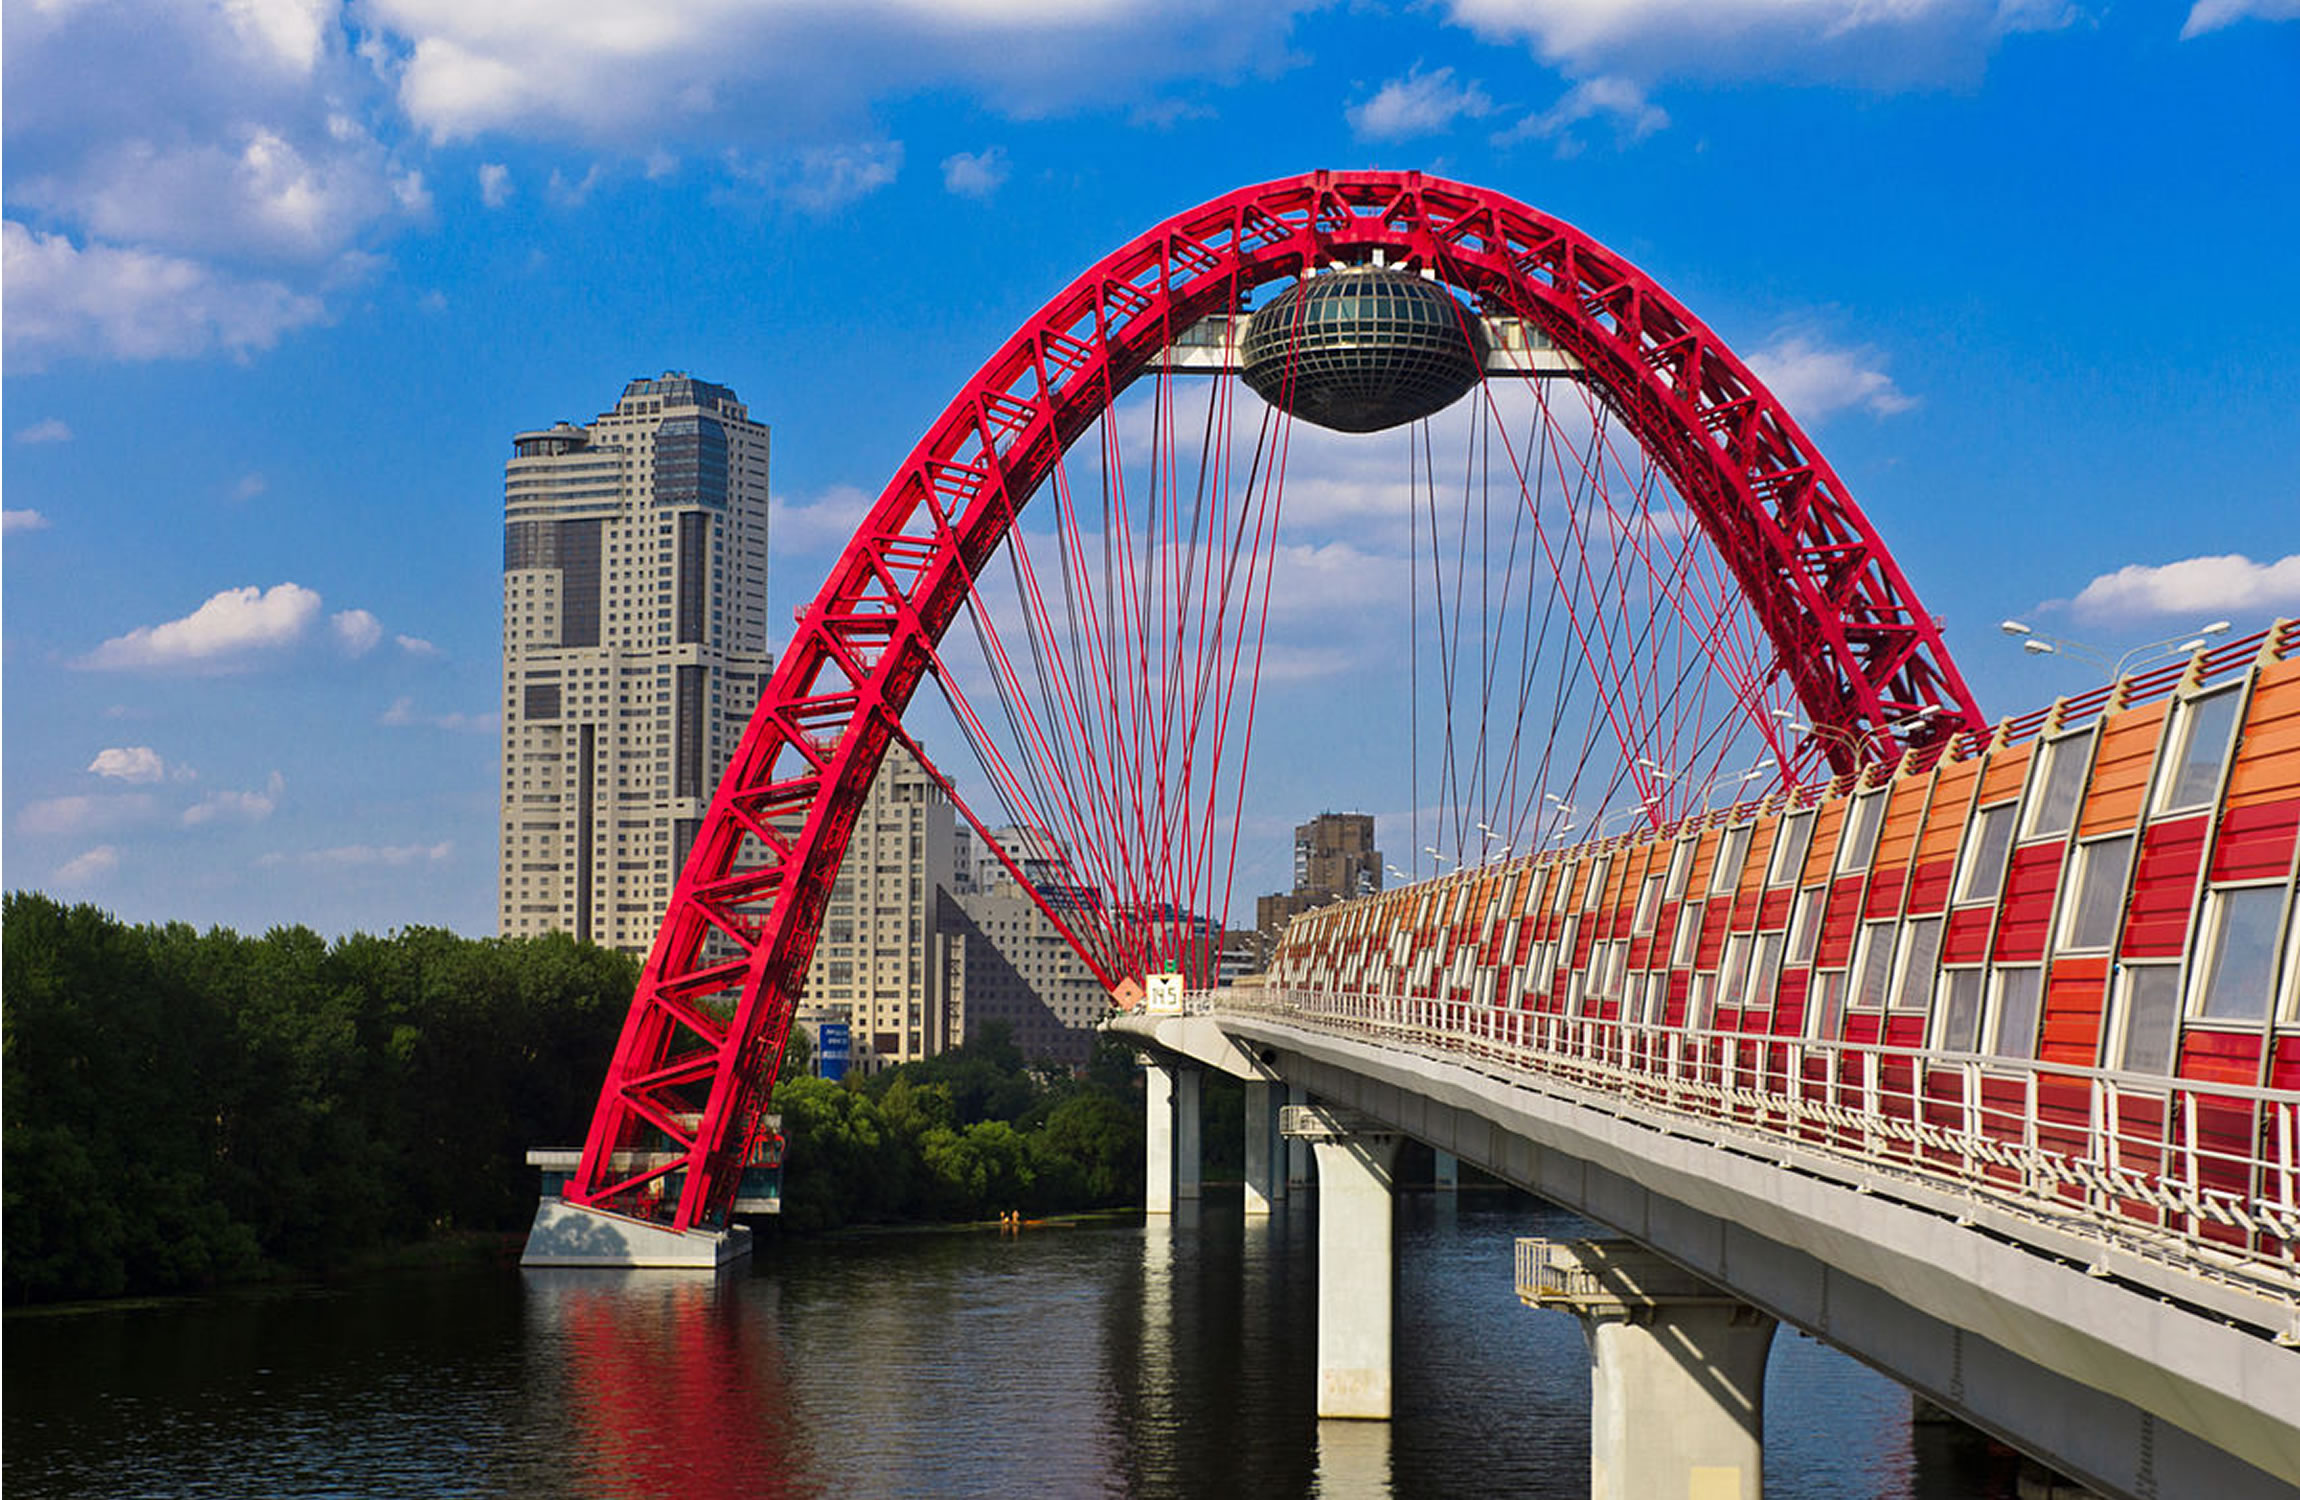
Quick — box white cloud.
[1745,331,1916,422]
[2182,0,2300,36]
[16,418,74,444]
[332,607,385,655]
[380,695,496,731]
[478,162,514,207]
[1495,75,1667,151]
[727,141,905,212]
[941,148,1011,199]
[547,163,605,207]
[4,0,423,369]
[395,634,442,656]
[3,222,327,371]
[374,1,1312,146]
[52,845,120,886]
[1348,67,1492,141]
[772,483,878,554]
[182,772,285,827]
[20,128,410,264]
[234,471,268,500]
[2068,553,2300,625]
[20,793,156,836]
[1444,0,2066,83]
[4,509,53,535]
[262,840,454,868]
[79,582,324,671]
[88,746,168,783]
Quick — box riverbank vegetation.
[3,894,635,1304]
[4,893,1153,1305]
[770,1028,1146,1233]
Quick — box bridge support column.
[1143,1057,1202,1214]
[1433,1149,1459,1193]
[1175,1065,1202,1202]
[1286,1084,1313,1189]
[1144,1058,1175,1214]
[1244,1079,1280,1215]
[1517,1238,1776,1500]
[1286,1104,1402,1419]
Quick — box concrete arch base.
[520,1199,752,1268]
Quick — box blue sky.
[5,0,2296,937]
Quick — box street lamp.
[2000,618,2230,680]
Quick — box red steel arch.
[568,168,1987,1231]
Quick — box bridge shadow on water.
[2,1192,2023,1498]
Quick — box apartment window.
[1583,855,1613,910]
[1687,972,1717,1032]
[1891,917,1942,1010]
[1665,837,1697,899]
[2024,730,2094,840]
[2193,884,2287,1022]
[1936,969,1985,1052]
[1990,967,2045,1059]
[1632,876,1665,936]
[1748,932,1785,1011]
[1848,922,1898,1008]
[1710,825,1754,895]
[2058,834,2135,952]
[1670,901,1704,967]
[2114,965,2182,1073]
[1809,970,1847,1041]
[1718,934,1752,1009]
[1787,888,1825,966]
[2156,685,2244,814]
[1837,791,1889,874]
[1955,803,2017,904]
[1768,812,1815,887]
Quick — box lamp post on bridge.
[1999,618,2230,681]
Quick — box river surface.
[7,1192,2020,1498]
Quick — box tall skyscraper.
[499,373,773,953]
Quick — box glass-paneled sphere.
[1239,267,1490,434]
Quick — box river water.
[6,1191,2020,1498]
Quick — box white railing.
[1192,985,2300,1289]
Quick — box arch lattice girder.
[568,169,1985,1232]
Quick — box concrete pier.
[1244,1078,1281,1215]
[1145,1061,1175,1214]
[1176,1066,1202,1203]
[1286,1083,1313,1189]
[1286,1104,1402,1419]
[1144,1058,1203,1213]
[520,1199,752,1268]
[1517,1238,1776,1500]
[1433,1149,1459,1193]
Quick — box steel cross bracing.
[568,169,1985,1232]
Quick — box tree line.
[769,1028,1146,1232]
[3,893,1150,1304]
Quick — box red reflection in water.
[532,1270,817,1498]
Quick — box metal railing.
[1195,984,2300,1295]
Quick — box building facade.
[941,824,1110,1064]
[1256,811,1384,946]
[498,373,772,953]
[800,739,958,1069]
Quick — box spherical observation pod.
[1240,265,1490,432]
[564,169,1987,1234]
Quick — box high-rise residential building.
[499,373,772,953]
[1255,811,1383,946]
[940,825,1110,1064]
[801,739,958,1069]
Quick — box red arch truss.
[567,169,1986,1231]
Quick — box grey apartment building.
[498,373,772,953]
